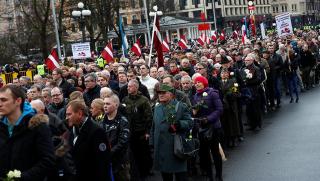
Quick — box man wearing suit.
[66,100,111,181]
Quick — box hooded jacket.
[0,102,55,181]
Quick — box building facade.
[119,0,143,25]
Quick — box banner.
[275,12,293,37]
[71,42,91,59]
[260,23,267,39]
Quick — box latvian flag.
[211,31,218,43]
[45,49,60,71]
[178,35,188,50]
[219,29,226,41]
[232,30,239,40]
[162,39,170,52]
[101,41,114,64]
[131,39,142,57]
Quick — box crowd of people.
[0,29,320,181]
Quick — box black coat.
[69,118,111,181]
[83,85,101,106]
[0,114,55,181]
[59,79,76,98]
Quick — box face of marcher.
[127,72,136,81]
[97,76,108,87]
[158,91,173,103]
[118,74,127,84]
[169,63,178,72]
[221,71,229,80]
[66,106,82,127]
[244,57,254,66]
[90,103,102,118]
[52,71,61,81]
[195,65,206,76]
[194,81,205,91]
[41,91,51,105]
[162,77,174,87]
[127,82,138,95]
[150,68,158,79]
[84,76,97,89]
[51,88,63,104]
[268,46,275,54]
[0,89,22,117]
[29,88,40,100]
[139,65,149,77]
[103,97,117,115]
[181,80,192,91]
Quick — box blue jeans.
[287,72,299,99]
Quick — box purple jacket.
[193,87,223,128]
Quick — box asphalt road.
[149,87,320,181]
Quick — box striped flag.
[219,29,225,41]
[232,30,239,40]
[178,35,188,50]
[131,39,142,57]
[101,41,113,63]
[45,49,60,71]
[162,39,170,52]
[119,15,128,56]
[211,31,217,43]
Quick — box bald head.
[30,99,46,114]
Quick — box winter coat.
[47,98,68,115]
[69,118,111,181]
[83,85,101,106]
[193,87,223,129]
[150,100,193,173]
[59,79,76,98]
[267,53,283,79]
[99,113,130,172]
[122,93,153,133]
[0,102,55,181]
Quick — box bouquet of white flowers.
[244,69,253,79]
[3,170,21,181]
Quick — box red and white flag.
[197,33,210,46]
[219,30,225,41]
[162,39,170,52]
[241,25,248,44]
[197,34,205,46]
[101,41,113,63]
[211,31,218,43]
[131,39,142,57]
[232,30,239,40]
[152,16,164,67]
[178,35,188,50]
[45,49,60,71]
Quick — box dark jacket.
[0,102,55,181]
[300,50,316,68]
[122,93,153,133]
[70,118,111,181]
[83,85,101,106]
[119,78,150,101]
[268,53,283,78]
[47,98,68,115]
[193,87,223,129]
[45,108,67,137]
[100,113,130,172]
[59,79,76,98]
[181,66,195,77]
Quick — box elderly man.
[180,58,195,77]
[33,74,45,89]
[52,68,76,98]
[66,100,111,181]
[123,79,153,180]
[42,87,52,106]
[83,73,101,106]
[180,75,195,101]
[47,87,68,115]
[139,64,159,100]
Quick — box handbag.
[174,131,200,160]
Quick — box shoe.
[296,98,299,103]
[290,98,294,103]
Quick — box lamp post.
[72,2,91,42]
[148,5,163,66]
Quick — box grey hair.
[181,75,192,82]
[84,72,98,82]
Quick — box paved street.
[150,87,320,181]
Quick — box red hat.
[194,76,208,88]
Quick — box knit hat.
[194,76,208,88]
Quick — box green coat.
[150,99,193,173]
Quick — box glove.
[168,124,177,133]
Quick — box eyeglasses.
[52,94,61,97]
[196,67,205,70]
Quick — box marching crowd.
[0,29,320,181]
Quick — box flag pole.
[51,0,62,61]
[148,13,157,67]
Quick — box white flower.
[247,73,253,79]
[7,170,21,178]
[234,83,239,87]
[244,69,250,74]
[230,72,234,76]
[122,103,126,107]
[202,92,208,97]
[13,170,21,178]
